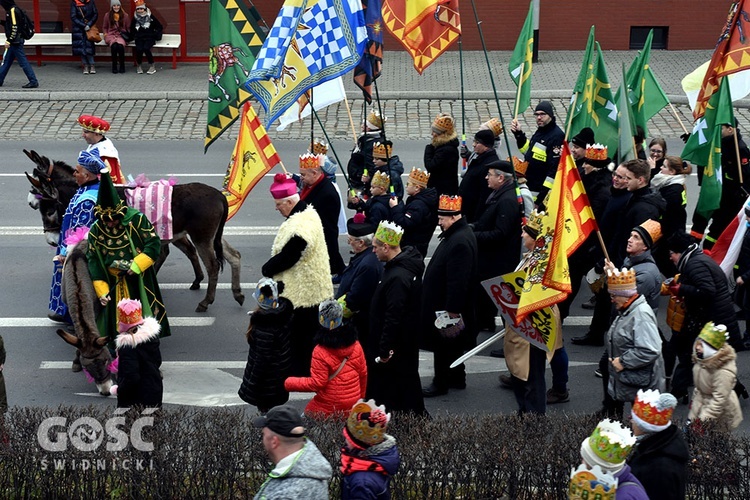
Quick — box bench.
[25,33,182,69]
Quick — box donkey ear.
[94,336,110,347]
[57,329,82,347]
[25,171,43,190]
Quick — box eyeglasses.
[533,112,548,117]
[649,148,664,154]
[612,173,627,180]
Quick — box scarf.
[340,449,388,476]
[676,243,700,273]
[135,9,151,29]
[650,172,686,190]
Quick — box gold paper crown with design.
[606,267,637,292]
[699,321,729,350]
[569,464,617,500]
[632,389,676,431]
[524,209,545,236]
[508,156,529,176]
[372,142,392,159]
[299,153,324,170]
[346,399,391,447]
[483,117,503,137]
[585,143,608,161]
[587,419,635,464]
[366,109,385,130]
[408,167,430,188]
[371,171,390,190]
[432,113,455,134]
[310,139,328,155]
[438,195,462,214]
[375,220,404,247]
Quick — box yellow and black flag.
[205,0,266,152]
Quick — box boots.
[112,61,118,74]
[146,64,156,75]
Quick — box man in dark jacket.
[424,112,459,196]
[458,129,500,223]
[389,167,438,258]
[471,160,522,330]
[299,153,345,276]
[628,390,689,500]
[422,195,478,397]
[510,101,565,206]
[0,0,38,88]
[368,220,427,416]
[347,110,385,192]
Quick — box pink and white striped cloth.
[124,175,175,241]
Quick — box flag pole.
[373,78,387,142]
[513,62,524,119]
[309,88,315,147]
[668,103,690,136]
[733,127,745,186]
[459,35,467,173]
[343,96,359,148]
[310,105,353,190]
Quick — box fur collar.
[313,322,358,348]
[431,132,458,147]
[344,434,397,458]
[693,342,737,370]
[115,317,160,349]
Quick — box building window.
[629,27,668,50]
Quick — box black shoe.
[448,379,466,390]
[571,333,604,346]
[498,373,512,389]
[48,312,67,323]
[119,66,126,73]
[22,82,38,89]
[546,387,570,404]
[422,383,448,398]
[581,295,597,310]
[489,348,505,358]
[112,67,118,74]
[594,368,603,378]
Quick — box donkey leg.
[222,238,244,306]
[154,242,170,274]
[172,236,204,290]
[193,239,220,313]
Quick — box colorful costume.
[78,114,126,184]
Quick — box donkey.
[25,149,245,312]
[56,239,115,396]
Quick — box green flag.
[205,0,266,152]
[509,1,534,115]
[614,29,669,138]
[568,42,619,155]
[618,62,636,162]
[566,26,595,134]
[683,77,734,219]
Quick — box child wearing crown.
[109,298,162,408]
[340,399,400,499]
[348,170,392,227]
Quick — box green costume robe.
[87,208,171,339]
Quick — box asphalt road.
[1,138,748,432]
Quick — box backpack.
[16,7,35,40]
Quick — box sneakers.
[581,295,597,310]
[136,65,143,74]
[546,387,570,404]
[89,66,96,74]
[146,64,156,75]
[83,66,89,75]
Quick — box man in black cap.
[253,405,332,499]
[458,128,500,223]
[570,127,595,172]
[510,100,565,207]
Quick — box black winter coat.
[657,182,687,240]
[238,298,294,410]
[130,12,163,51]
[572,167,613,266]
[70,0,97,57]
[422,218,478,350]
[349,194,391,228]
[628,425,689,500]
[301,177,344,274]
[348,131,385,191]
[458,149,499,223]
[472,182,522,279]
[424,136,459,196]
[336,249,383,341]
[612,186,666,267]
[116,338,162,408]
[513,118,565,202]
[373,155,405,200]
[390,187,438,258]
[368,246,426,415]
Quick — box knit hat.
[631,389,677,433]
[94,169,127,222]
[253,405,305,437]
[571,127,595,149]
[580,419,635,473]
[481,117,503,138]
[699,321,729,350]
[523,209,544,239]
[407,167,430,188]
[366,109,385,130]
[474,129,495,148]
[77,115,111,135]
[431,113,455,135]
[111,0,121,6]
[318,299,343,330]
[486,160,513,175]
[345,399,391,448]
[269,173,297,200]
[299,153,324,170]
[134,0,146,7]
[569,464,618,500]
[374,220,404,247]
[371,171,390,190]
[535,101,554,117]
[438,195,462,215]
[253,277,281,310]
[117,298,145,333]
[77,149,107,175]
[584,143,611,169]
[666,232,694,254]
[347,212,376,238]
[606,267,637,297]
[632,219,662,249]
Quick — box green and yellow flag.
[566,26,595,135]
[205,0,266,152]
[509,1,534,116]
[617,62,637,162]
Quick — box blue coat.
[70,0,97,57]
[336,249,383,342]
[341,436,400,500]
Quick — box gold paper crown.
[299,153,324,170]
[432,113,454,134]
[366,110,385,129]
[585,143,608,161]
[372,142,392,159]
[346,399,391,446]
[408,167,430,188]
[375,220,404,247]
[371,171,390,190]
[569,465,617,500]
[699,321,729,350]
[482,117,503,137]
[525,209,545,235]
[310,139,328,155]
[587,419,635,464]
[632,389,676,430]
[508,156,529,176]
[117,300,144,328]
[438,194,462,214]
[606,267,637,292]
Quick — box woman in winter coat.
[651,155,690,275]
[102,0,130,74]
[689,322,743,431]
[284,300,367,417]
[130,0,162,74]
[238,279,293,414]
[424,113,459,196]
[70,0,98,74]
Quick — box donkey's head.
[57,329,115,395]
